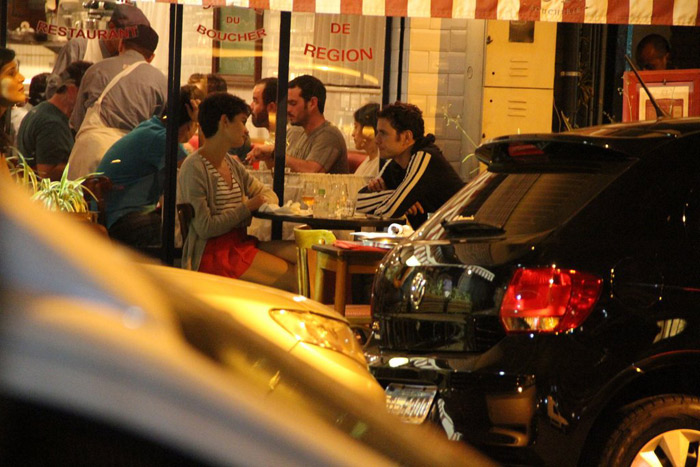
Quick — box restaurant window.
[211,7,263,87]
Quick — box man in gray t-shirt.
[247,75,348,174]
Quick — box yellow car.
[151,265,386,404]
[0,180,494,466]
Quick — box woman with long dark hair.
[0,48,26,154]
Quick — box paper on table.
[258,201,311,216]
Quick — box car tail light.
[500,267,603,333]
[507,143,544,157]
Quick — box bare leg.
[240,249,297,293]
[258,240,297,264]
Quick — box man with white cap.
[67,24,167,179]
[51,3,150,78]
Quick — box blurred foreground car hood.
[0,180,496,466]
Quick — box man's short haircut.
[636,34,671,63]
[354,102,380,131]
[256,77,278,105]
[46,60,92,99]
[177,85,205,127]
[28,73,50,105]
[378,102,425,142]
[288,75,326,114]
[65,60,92,88]
[198,92,250,139]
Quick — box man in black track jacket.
[356,102,464,228]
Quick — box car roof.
[481,117,700,158]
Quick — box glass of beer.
[301,181,316,212]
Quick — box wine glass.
[301,181,316,211]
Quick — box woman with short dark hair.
[178,92,296,292]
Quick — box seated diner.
[178,92,297,292]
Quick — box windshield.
[415,159,632,241]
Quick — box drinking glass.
[301,181,316,211]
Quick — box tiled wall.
[13,44,56,85]
[405,18,484,180]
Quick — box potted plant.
[3,149,98,222]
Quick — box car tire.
[599,394,700,467]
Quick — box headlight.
[269,309,366,366]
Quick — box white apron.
[83,38,105,63]
[67,60,146,180]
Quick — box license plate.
[385,383,438,424]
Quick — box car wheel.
[599,394,700,467]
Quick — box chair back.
[177,203,195,243]
[294,225,336,297]
[82,175,112,225]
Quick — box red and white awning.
[143,0,700,26]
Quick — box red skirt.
[199,228,259,279]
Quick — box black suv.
[367,118,700,466]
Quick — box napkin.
[258,201,311,216]
[334,240,389,253]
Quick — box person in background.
[352,102,383,177]
[18,61,92,180]
[250,77,277,134]
[356,102,464,229]
[247,74,348,174]
[98,85,202,248]
[27,72,51,108]
[178,92,297,292]
[636,34,672,71]
[185,72,231,153]
[0,47,26,154]
[68,24,167,179]
[188,73,228,95]
[9,72,51,146]
[244,77,277,168]
[52,3,150,76]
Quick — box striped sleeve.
[356,189,393,213]
[373,151,432,217]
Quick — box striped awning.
[144,0,700,26]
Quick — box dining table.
[252,210,404,232]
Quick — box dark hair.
[354,103,380,131]
[288,75,326,114]
[198,92,249,139]
[0,47,15,70]
[256,77,278,106]
[636,34,671,64]
[177,85,205,127]
[377,102,425,142]
[65,60,92,89]
[205,74,227,94]
[28,73,50,106]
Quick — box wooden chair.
[293,225,336,298]
[177,203,195,243]
[81,175,112,226]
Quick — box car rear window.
[416,160,632,240]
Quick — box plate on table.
[351,232,402,249]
